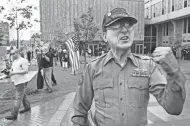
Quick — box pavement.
[0,59,190,126]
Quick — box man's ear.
[102,32,108,43]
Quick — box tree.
[1,0,38,49]
[0,6,5,14]
[73,7,99,68]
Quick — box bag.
[37,69,44,89]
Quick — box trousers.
[43,67,53,91]
[11,83,30,117]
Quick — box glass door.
[135,44,144,54]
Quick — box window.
[172,0,175,11]
[145,7,150,19]
[183,18,190,33]
[184,18,187,33]
[188,17,190,33]
[152,4,155,18]
[163,23,169,36]
[184,0,187,7]
[166,23,169,36]
[168,0,171,13]
[163,24,165,36]
[162,0,165,15]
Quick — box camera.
[1,69,10,75]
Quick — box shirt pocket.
[127,78,149,108]
[93,78,114,108]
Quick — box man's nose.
[120,26,129,33]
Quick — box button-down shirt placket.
[118,67,126,125]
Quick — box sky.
[1,0,40,41]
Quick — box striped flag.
[65,34,80,72]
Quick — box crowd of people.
[1,44,74,120]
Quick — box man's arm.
[42,54,50,62]
[71,64,94,126]
[149,47,187,115]
[149,62,186,115]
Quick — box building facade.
[144,0,190,55]
[0,22,9,46]
[40,0,145,53]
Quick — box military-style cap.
[102,8,138,32]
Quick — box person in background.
[54,48,58,66]
[58,48,64,67]
[19,47,25,58]
[62,49,68,70]
[5,49,30,120]
[5,49,13,70]
[41,46,54,93]
[49,46,57,86]
[27,49,31,65]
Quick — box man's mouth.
[120,36,129,41]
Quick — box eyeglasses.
[106,21,134,32]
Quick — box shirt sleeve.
[71,64,94,126]
[149,61,186,115]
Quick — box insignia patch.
[78,74,84,85]
[132,68,150,78]
[108,13,111,16]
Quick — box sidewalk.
[0,59,190,126]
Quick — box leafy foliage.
[73,7,99,42]
[73,7,99,68]
[1,0,38,30]
[0,6,5,14]
[31,33,41,38]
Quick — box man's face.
[104,19,135,50]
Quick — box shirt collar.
[103,50,138,67]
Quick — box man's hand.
[152,47,179,74]
[9,71,16,76]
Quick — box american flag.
[65,34,80,72]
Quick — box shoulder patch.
[89,53,107,63]
[133,53,151,60]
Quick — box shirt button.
[120,98,123,101]
[120,83,122,85]
[121,113,124,116]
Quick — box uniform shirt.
[72,50,186,126]
[11,57,29,85]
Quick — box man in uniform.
[71,8,186,126]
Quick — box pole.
[16,7,19,49]
[17,28,19,49]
